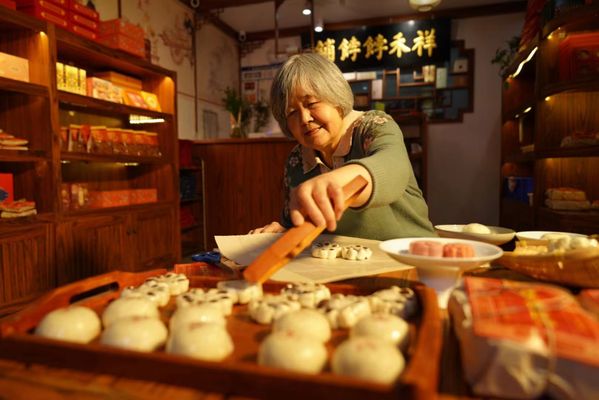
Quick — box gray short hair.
[270,53,354,138]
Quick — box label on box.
[0,51,29,82]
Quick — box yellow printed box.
[0,52,29,82]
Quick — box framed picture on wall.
[452,58,469,73]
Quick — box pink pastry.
[409,240,443,257]
[442,243,475,258]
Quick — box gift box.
[86,76,112,100]
[69,12,98,31]
[16,0,66,16]
[0,0,16,10]
[98,33,145,58]
[69,22,97,41]
[20,7,68,28]
[99,18,144,42]
[94,71,142,91]
[68,0,98,20]
[0,173,14,203]
[123,89,149,108]
[0,51,29,82]
[130,189,157,205]
[88,190,130,209]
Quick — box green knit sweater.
[280,110,436,240]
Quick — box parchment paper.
[214,233,413,283]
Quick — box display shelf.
[0,77,48,97]
[503,152,535,164]
[61,151,166,164]
[0,6,46,32]
[63,200,172,218]
[541,77,599,98]
[0,149,48,162]
[536,146,599,158]
[58,91,172,119]
[542,4,599,37]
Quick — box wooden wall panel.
[133,206,176,270]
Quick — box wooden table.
[0,266,530,399]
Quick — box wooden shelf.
[503,38,538,79]
[399,82,434,88]
[64,201,174,218]
[542,4,599,37]
[541,77,599,98]
[58,91,172,119]
[0,149,49,162]
[0,77,48,98]
[0,6,46,32]
[536,145,599,159]
[503,152,535,163]
[0,213,53,226]
[61,151,167,164]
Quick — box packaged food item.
[111,128,125,154]
[120,129,134,155]
[67,124,80,152]
[79,124,91,153]
[90,126,111,154]
[88,190,130,208]
[69,183,89,210]
[59,125,69,151]
[146,132,161,157]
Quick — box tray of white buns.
[0,267,442,400]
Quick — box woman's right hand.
[248,221,286,234]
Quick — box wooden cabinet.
[194,138,296,250]
[500,5,599,234]
[179,140,206,255]
[0,7,180,307]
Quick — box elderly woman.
[252,53,434,240]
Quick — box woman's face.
[285,86,344,152]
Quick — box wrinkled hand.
[248,221,286,234]
[289,173,345,232]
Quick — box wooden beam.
[197,0,272,12]
[247,1,527,42]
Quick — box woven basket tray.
[496,247,599,288]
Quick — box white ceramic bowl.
[435,224,516,246]
[379,237,503,272]
[515,230,587,245]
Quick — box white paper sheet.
[214,233,413,283]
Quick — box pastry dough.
[248,294,301,325]
[311,241,342,259]
[100,316,167,352]
[368,286,418,320]
[169,303,226,331]
[341,244,372,261]
[332,336,405,384]
[258,331,327,374]
[166,323,233,361]
[102,297,159,327]
[144,272,189,295]
[317,293,371,329]
[273,309,331,343]
[216,280,263,304]
[35,306,101,344]
[121,283,170,307]
[281,282,331,308]
[175,288,235,315]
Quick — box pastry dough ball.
[350,314,409,348]
[169,303,226,331]
[216,279,263,304]
[341,244,372,261]
[166,323,233,361]
[100,317,167,352]
[311,241,342,259]
[35,306,101,344]
[281,282,331,308]
[462,223,491,234]
[332,337,405,384]
[248,294,301,324]
[317,294,371,329]
[273,309,331,343]
[102,297,159,327]
[144,272,189,295]
[258,331,327,374]
[368,286,418,320]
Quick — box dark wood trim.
[246,1,527,41]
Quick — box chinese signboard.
[301,19,451,72]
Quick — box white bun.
[102,297,159,327]
[169,303,226,331]
[462,223,491,234]
[273,309,331,343]
[350,314,409,348]
[166,323,233,361]
[258,331,327,374]
[100,317,167,352]
[35,306,101,343]
[332,337,405,384]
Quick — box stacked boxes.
[98,18,145,58]
[16,0,68,29]
[67,0,99,41]
[56,62,86,94]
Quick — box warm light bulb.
[409,0,441,12]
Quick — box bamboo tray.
[0,268,442,400]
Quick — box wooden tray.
[0,268,442,400]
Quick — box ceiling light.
[302,1,312,16]
[409,0,441,12]
[314,18,323,32]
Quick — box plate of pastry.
[515,230,588,245]
[379,237,504,272]
[435,223,516,245]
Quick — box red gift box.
[20,7,68,28]
[0,173,14,203]
[0,0,16,10]
[16,0,66,16]
[68,0,97,20]
[68,22,97,40]
[558,33,599,81]
[130,189,157,205]
[98,33,145,58]
[69,12,98,31]
[99,18,144,42]
[88,190,130,209]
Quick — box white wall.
[427,13,523,226]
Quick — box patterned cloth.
[281,110,435,240]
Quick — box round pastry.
[258,331,327,374]
[341,244,372,261]
[144,272,189,295]
[311,241,342,259]
[169,303,226,331]
[350,314,409,348]
[176,288,235,315]
[248,294,301,325]
[317,293,371,329]
[281,282,331,308]
[368,286,418,320]
[409,240,443,257]
[272,309,331,343]
[216,279,263,304]
[35,306,101,344]
[100,316,168,352]
[166,322,233,361]
[176,288,206,308]
[332,336,405,384]
[121,283,170,307]
[102,297,159,327]
[442,243,475,258]
[462,223,491,234]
